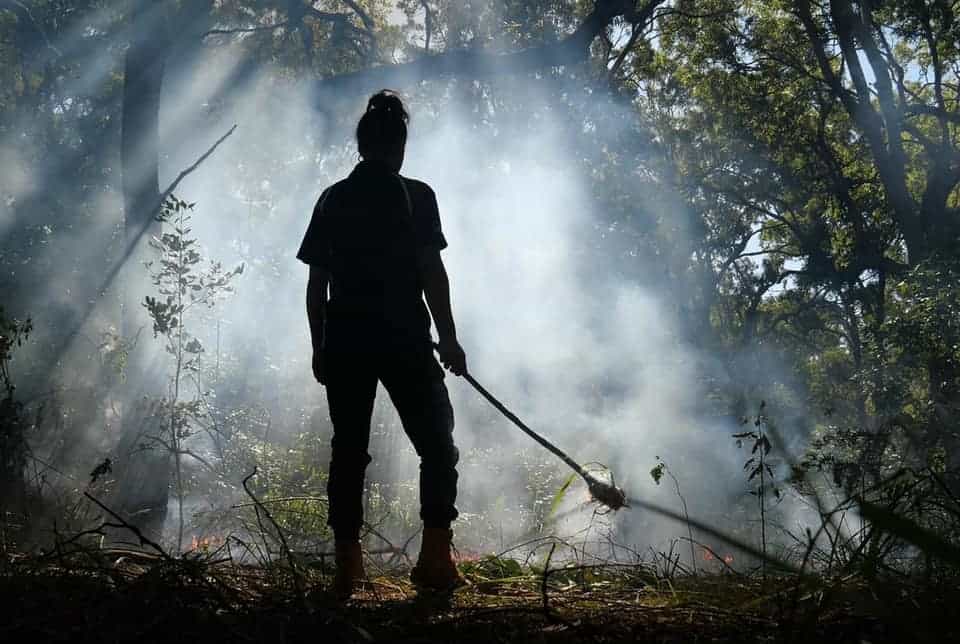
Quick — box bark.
[828,0,924,263]
[120,1,168,271]
[114,0,172,537]
[797,0,926,263]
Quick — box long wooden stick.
[461,372,590,479]
[447,356,627,510]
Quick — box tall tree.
[636,0,960,480]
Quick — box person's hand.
[437,337,467,376]
[312,351,326,384]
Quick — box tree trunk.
[121,1,167,266]
[113,0,172,541]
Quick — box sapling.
[733,401,782,579]
[650,456,697,574]
[143,196,242,551]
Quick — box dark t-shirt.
[297,160,447,345]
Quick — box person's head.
[356,90,408,171]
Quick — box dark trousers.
[324,341,459,541]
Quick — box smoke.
[3,19,813,563]
[147,39,767,557]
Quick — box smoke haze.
[3,23,811,563]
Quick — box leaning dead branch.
[50,124,239,383]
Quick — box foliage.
[142,195,243,550]
[884,258,960,400]
[733,402,783,576]
[1,0,959,588]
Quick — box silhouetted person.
[298,91,467,597]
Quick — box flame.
[190,534,225,551]
[452,548,482,563]
[701,548,735,565]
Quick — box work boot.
[333,540,364,599]
[411,527,464,591]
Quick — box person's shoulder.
[314,178,350,214]
[398,176,437,203]
[322,177,352,196]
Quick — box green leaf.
[650,462,665,485]
[548,472,578,519]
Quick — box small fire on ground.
[190,535,225,551]
[702,548,734,565]
[452,548,483,563]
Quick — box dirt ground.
[2,549,957,644]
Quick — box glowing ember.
[452,548,483,564]
[701,549,734,565]
[190,535,225,551]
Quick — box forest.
[1,0,959,642]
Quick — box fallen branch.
[83,492,171,561]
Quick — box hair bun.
[366,90,408,122]
[356,90,409,158]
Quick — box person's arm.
[418,249,467,375]
[306,264,329,383]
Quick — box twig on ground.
[397,528,422,566]
[230,495,329,509]
[83,492,171,560]
[542,542,557,621]
[241,468,305,601]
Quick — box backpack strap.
[395,175,414,219]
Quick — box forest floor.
[1,549,957,644]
